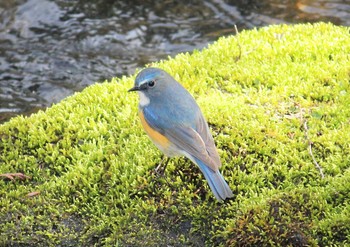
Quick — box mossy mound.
[1,22,350,246]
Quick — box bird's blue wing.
[143,106,220,171]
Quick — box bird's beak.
[128,86,140,92]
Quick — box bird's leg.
[154,155,170,175]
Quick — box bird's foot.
[153,157,170,176]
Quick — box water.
[0,0,349,123]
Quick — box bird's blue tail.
[194,158,233,202]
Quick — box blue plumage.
[194,157,233,201]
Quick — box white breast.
[138,91,150,106]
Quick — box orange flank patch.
[139,110,170,149]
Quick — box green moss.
[1,22,350,246]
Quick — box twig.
[0,173,31,181]
[234,25,242,62]
[301,113,325,179]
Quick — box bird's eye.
[148,80,155,87]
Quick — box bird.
[128,67,233,202]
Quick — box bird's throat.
[138,91,150,106]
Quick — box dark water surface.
[0,0,349,122]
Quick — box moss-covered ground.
[1,22,350,246]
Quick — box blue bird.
[129,68,233,202]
